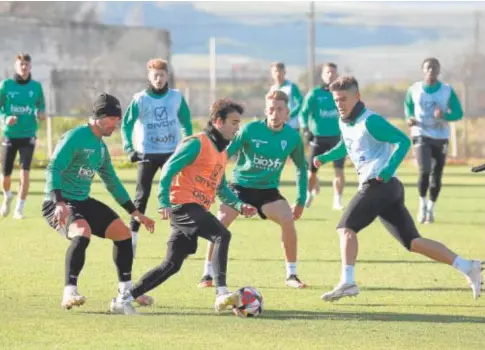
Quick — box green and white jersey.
[269,80,303,129]
[121,88,192,154]
[317,107,411,189]
[404,81,463,140]
[299,85,340,137]
[45,125,132,207]
[228,120,308,206]
[0,78,45,139]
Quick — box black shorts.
[309,136,345,172]
[412,136,448,174]
[168,203,230,255]
[1,137,36,176]
[228,184,286,219]
[41,197,119,239]
[337,177,421,250]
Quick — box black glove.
[471,163,485,173]
[129,151,142,163]
[303,128,314,144]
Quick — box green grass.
[0,165,484,349]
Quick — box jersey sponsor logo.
[147,106,177,129]
[319,110,339,118]
[10,105,33,115]
[281,140,287,151]
[149,134,176,144]
[210,164,223,181]
[195,175,218,190]
[7,92,19,98]
[83,148,95,158]
[192,189,212,207]
[253,154,283,170]
[251,139,268,148]
[78,166,95,179]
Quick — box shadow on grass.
[80,309,485,324]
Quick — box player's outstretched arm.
[289,135,308,208]
[444,87,464,122]
[313,138,347,168]
[157,138,200,209]
[121,98,139,155]
[178,96,193,137]
[97,146,139,214]
[365,114,411,182]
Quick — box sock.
[452,256,473,275]
[334,193,342,205]
[419,197,427,210]
[118,280,133,293]
[16,199,25,211]
[216,286,229,295]
[63,284,77,296]
[341,265,355,284]
[286,262,297,278]
[65,236,90,286]
[3,190,12,199]
[203,260,213,277]
[131,231,138,256]
[113,239,133,282]
[427,200,436,213]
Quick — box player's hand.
[313,157,322,169]
[303,128,314,144]
[406,118,417,127]
[240,203,257,218]
[131,210,155,233]
[158,207,173,220]
[54,202,70,229]
[6,116,17,126]
[292,204,304,221]
[37,111,46,121]
[129,151,142,163]
[434,108,444,119]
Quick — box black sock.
[113,239,133,282]
[418,172,430,198]
[65,236,90,286]
[212,229,231,289]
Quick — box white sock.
[64,284,77,296]
[216,286,229,295]
[118,280,134,293]
[286,262,297,278]
[341,265,355,284]
[419,197,427,210]
[203,261,213,277]
[334,193,342,205]
[16,199,25,211]
[452,256,473,275]
[3,190,12,199]
[427,200,436,213]
[131,231,138,244]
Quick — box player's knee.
[337,227,356,240]
[68,221,92,239]
[105,219,131,240]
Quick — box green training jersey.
[45,125,132,208]
[0,78,45,138]
[228,120,308,206]
[299,85,340,137]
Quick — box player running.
[198,90,308,290]
[314,76,482,302]
[300,62,345,210]
[268,62,303,130]
[122,58,192,255]
[42,93,155,310]
[1,53,46,219]
[110,98,257,315]
[404,57,463,224]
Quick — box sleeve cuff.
[121,200,137,214]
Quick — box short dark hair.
[323,62,337,70]
[16,53,31,62]
[265,90,289,104]
[210,98,244,122]
[422,57,440,68]
[329,76,359,92]
[271,61,285,70]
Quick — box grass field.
[0,165,484,350]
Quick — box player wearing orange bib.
[110,99,256,315]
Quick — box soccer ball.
[232,286,264,318]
